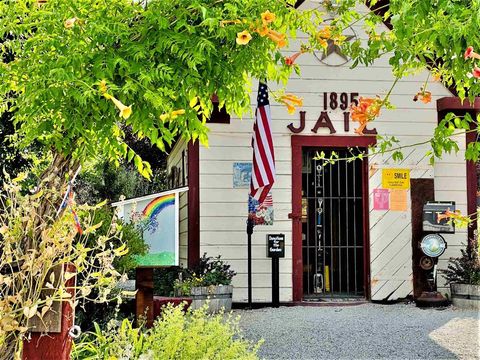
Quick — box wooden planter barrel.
[450,283,480,310]
[190,285,233,313]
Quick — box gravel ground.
[236,303,479,360]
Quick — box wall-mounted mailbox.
[422,201,455,233]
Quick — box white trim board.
[111,186,189,207]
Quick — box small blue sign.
[233,162,252,188]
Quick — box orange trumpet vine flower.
[316,26,334,48]
[317,26,332,40]
[279,94,303,114]
[464,46,480,60]
[256,26,269,37]
[261,11,276,26]
[413,90,432,104]
[104,93,133,120]
[64,17,77,29]
[266,29,287,48]
[473,66,480,79]
[350,97,382,135]
[285,51,304,66]
[236,30,252,45]
[277,38,287,48]
[437,208,467,223]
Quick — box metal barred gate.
[302,148,365,298]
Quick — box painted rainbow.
[143,193,175,220]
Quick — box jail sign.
[381,168,410,189]
[267,234,285,258]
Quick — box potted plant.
[442,244,480,310]
[174,254,236,313]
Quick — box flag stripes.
[250,82,276,204]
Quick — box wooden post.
[410,179,435,299]
[22,264,76,360]
[136,267,154,328]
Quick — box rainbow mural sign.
[112,188,187,267]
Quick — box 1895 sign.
[287,92,377,135]
[323,92,359,111]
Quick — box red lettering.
[312,112,336,134]
[287,111,306,133]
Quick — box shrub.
[443,245,480,285]
[193,254,236,287]
[72,305,262,360]
[0,176,125,357]
[174,254,236,296]
[76,207,147,332]
[153,267,183,297]
[89,206,148,278]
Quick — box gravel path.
[236,303,479,360]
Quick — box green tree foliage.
[333,0,480,161]
[336,0,480,98]
[3,0,478,177]
[0,0,322,179]
[77,162,168,205]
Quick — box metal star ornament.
[320,35,355,61]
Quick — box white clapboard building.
[166,1,477,303]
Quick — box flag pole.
[247,79,274,310]
[246,217,254,309]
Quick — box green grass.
[134,252,176,266]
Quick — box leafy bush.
[174,254,236,295]
[76,207,147,332]
[193,254,237,287]
[153,267,183,297]
[443,245,480,285]
[76,161,168,205]
[72,305,262,360]
[88,206,148,277]
[0,177,125,357]
[174,276,205,297]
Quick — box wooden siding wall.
[167,139,189,268]
[193,1,460,302]
[434,132,467,295]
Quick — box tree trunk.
[28,152,79,248]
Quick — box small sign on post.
[267,234,285,258]
[267,234,284,308]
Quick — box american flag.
[250,81,275,204]
[257,193,273,209]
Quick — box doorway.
[289,135,376,302]
[301,148,365,299]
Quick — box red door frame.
[291,135,377,302]
[437,97,480,248]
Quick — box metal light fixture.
[420,233,447,258]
